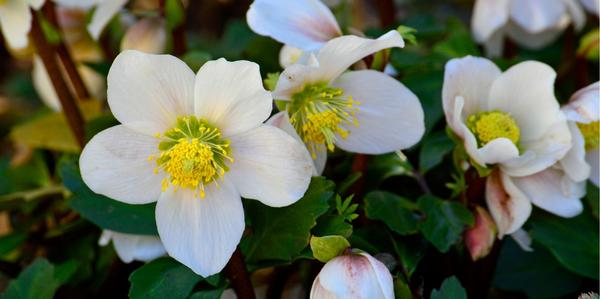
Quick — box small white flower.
[99,230,166,263]
[54,0,128,40]
[443,56,572,236]
[310,251,394,299]
[0,0,45,49]
[471,0,586,57]
[268,31,424,173]
[80,50,314,276]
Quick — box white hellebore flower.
[54,0,128,40]
[99,230,166,263]
[0,0,44,49]
[268,31,424,174]
[562,82,600,186]
[471,0,586,57]
[247,0,342,67]
[80,50,314,276]
[443,56,572,237]
[310,251,394,299]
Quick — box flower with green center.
[80,51,313,276]
[268,31,425,173]
[577,121,599,150]
[443,56,572,237]
[0,0,44,49]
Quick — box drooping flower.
[0,0,45,49]
[80,50,314,276]
[310,251,394,299]
[268,31,425,172]
[443,56,572,236]
[99,230,166,263]
[471,0,586,57]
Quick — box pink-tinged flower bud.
[310,251,394,299]
[121,17,167,54]
[465,206,497,261]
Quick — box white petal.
[107,50,195,135]
[246,0,341,50]
[482,29,506,58]
[279,45,304,68]
[501,114,572,177]
[581,0,600,16]
[155,181,244,277]
[476,138,521,165]
[562,0,586,31]
[120,17,168,54]
[310,277,337,299]
[100,230,166,263]
[317,254,394,299]
[488,61,561,141]
[0,0,31,49]
[485,170,532,237]
[511,168,584,217]
[471,0,510,42]
[560,122,590,182]
[315,30,404,82]
[587,149,599,187]
[228,125,313,207]
[265,111,323,175]
[505,21,566,50]
[442,56,501,133]
[27,0,44,10]
[331,70,424,154]
[361,253,395,299]
[88,0,127,40]
[509,0,567,33]
[563,81,600,123]
[273,59,322,100]
[194,58,272,137]
[80,125,164,204]
[32,56,61,111]
[509,229,534,252]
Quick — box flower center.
[467,111,520,147]
[149,116,233,198]
[578,121,599,151]
[288,82,360,158]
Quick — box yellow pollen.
[578,121,599,150]
[150,116,233,198]
[467,111,520,147]
[289,83,360,158]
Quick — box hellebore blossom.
[310,251,394,299]
[443,56,572,236]
[99,230,166,263]
[268,31,425,173]
[471,0,586,57]
[80,50,314,276]
[0,0,44,49]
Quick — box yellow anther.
[467,111,520,147]
[578,121,599,150]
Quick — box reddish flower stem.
[30,9,86,149]
[224,247,256,299]
[375,0,396,28]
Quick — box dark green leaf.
[432,18,479,58]
[182,51,212,72]
[59,156,158,235]
[2,259,61,299]
[585,182,599,220]
[312,214,353,238]
[364,191,419,235]
[241,177,333,264]
[394,277,412,299]
[188,289,225,299]
[129,257,202,299]
[0,232,26,256]
[430,276,467,299]
[417,195,473,252]
[389,234,426,278]
[419,132,453,173]
[493,238,583,298]
[531,212,599,279]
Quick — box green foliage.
[419,131,454,173]
[129,257,203,299]
[578,28,599,61]
[397,25,418,45]
[417,195,474,252]
[2,259,64,299]
[240,177,333,266]
[310,235,350,262]
[364,191,420,235]
[430,276,467,299]
[59,156,158,235]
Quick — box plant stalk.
[224,247,256,299]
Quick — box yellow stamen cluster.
[467,111,520,147]
[289,82,360,158]
[578,121,599,150]
[150,116,233,198]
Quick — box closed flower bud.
[465,206,497,261]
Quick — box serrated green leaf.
[310,235,350,263]
[417,195,473,252]
[59,156,158,235]
[2,259,61,299]
[530,212,599,279]
[241,177,333,265]
[430,276,467,299]
[364,191,420,235]
[312,214,353,238]
[129,257,202,299]
[397,25,417,45]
